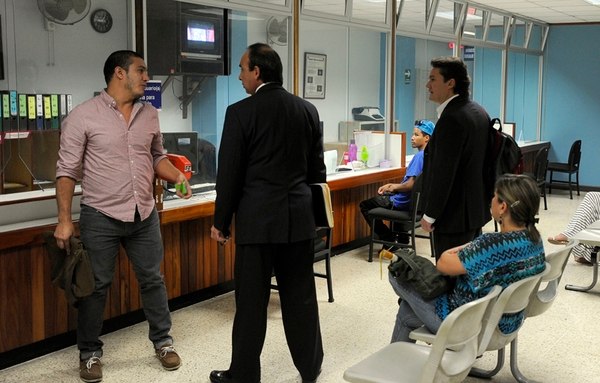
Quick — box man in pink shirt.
[54,50,191,383]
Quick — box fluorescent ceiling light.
[463,31,476,36]
[584,0,600,5]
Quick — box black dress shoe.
[302,369,321,383]
[210,370,234,383]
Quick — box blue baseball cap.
[414,119,435,136]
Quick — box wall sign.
[303,52,327,99]
[141,80,162,110]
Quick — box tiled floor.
[2,191,600,383]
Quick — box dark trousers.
[432,228,481,261]
[359,195,409,240]
[77,205,172,360]
[229,240,323,382]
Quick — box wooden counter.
[0,166,404,361]
[519,140,551,173]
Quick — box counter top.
[1,167,405,231]
[0,185,82,206]
[518,140,550,148]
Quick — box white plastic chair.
[343,285,502,383]
[409,265,549,381]
[510,242,576,383]
[467,264,550,379]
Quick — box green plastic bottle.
[360,145,369,165]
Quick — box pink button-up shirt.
[56,91,166,222]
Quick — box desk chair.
[366,192,434,262]
[269,231,334,302]
[547,139,581,199]
[343,286,501,383]
[313,226,334,302]
[271,183,335,303]
[525,146,549,210]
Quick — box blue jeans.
[388,271,442,343]
[77,205,172,360]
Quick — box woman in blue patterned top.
[389,174,546,342]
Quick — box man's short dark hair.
[247,43,283,85]
[103,50,144,85]
[430,56,471,97]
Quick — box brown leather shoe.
[155,345,181,370]
[79,356,102,383]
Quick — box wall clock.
[90,9,113,33]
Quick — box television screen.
[181,13,222,60]
[187,21,215,43]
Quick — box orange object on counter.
[166,153,192,180]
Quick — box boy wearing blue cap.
[359,119,435,248]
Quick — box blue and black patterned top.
[435,230,545,334]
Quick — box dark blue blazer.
[213,83,326,244]
[421,95,491,233]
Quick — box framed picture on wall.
[503,122,515,138]
[304,52,326,99]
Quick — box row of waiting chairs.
[343,242,576,383]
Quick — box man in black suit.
[210,43,326,383]
[420,56,491,259]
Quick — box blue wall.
[395,36,417,134]
[543,25,600,187]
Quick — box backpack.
[484,118,524,200]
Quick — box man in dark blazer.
[210,43,326,383]
[420,56,491,260]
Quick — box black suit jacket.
[213,83,326,244]
[421,95,491,233]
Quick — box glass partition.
[352,0,387,24]
[510,18,527,48]
[299,18,391,166]
[397,0,427,34]
[303,0,347,17]
[430,0,462,37]
[0,0,131,195]
[0,0,549,197]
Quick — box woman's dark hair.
[247,43,283,85]
[430,56,471,98]
[495,174,541,243]
[103,50,144,85]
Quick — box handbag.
[388,248,449,299]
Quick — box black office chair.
[270,227,334,303]
[525,146,550,210]
[313,226,334,302]
[271,184,335,303]
[366,192,434,262]
[547,139,581,199]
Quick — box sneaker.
[382,244,400,253]
[79,356,102,383]
[156,345,181,371]
[379,248,397,262]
